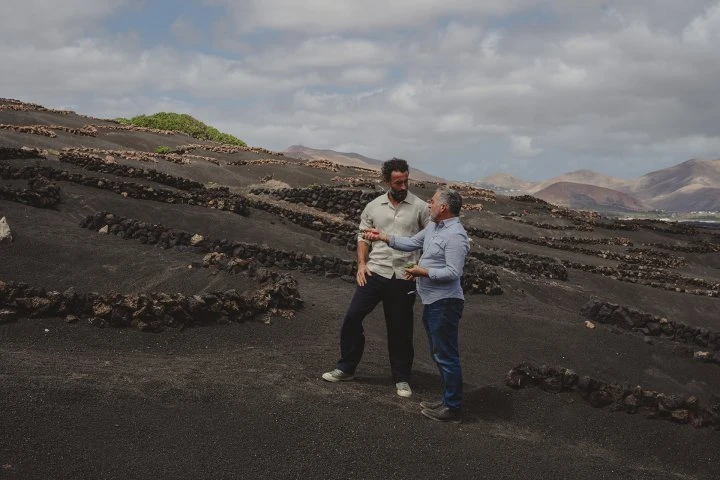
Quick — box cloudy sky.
[2,0,720,181]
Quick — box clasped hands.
[361,228,428,280]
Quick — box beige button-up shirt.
[358,191,430,279]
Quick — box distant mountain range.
[283,145,446,183]
[284,146,719,213]
[477,159,720,213]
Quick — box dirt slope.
[1,99,719,480]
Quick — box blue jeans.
[422,298,464,410]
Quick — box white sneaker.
[396,382,412,397]
[322,369,354,382]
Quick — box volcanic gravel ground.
[1,104,719,479]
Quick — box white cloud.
[216,0,534,33]
[510,135,542,157]
[3,0,720,181]
[0,0,135,45]
[171,17,203,45]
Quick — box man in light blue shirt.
[365,187,469,423]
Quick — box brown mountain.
[527,170,630,195]
[476,173,536,193]
[284,145,445,183]
[479,161,720,212]
[629,159,720,211]
[533,182,648,212]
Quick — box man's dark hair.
[381,157,409,181]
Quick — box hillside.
[478,162,720,213]
[533,181,648,212]
[1,98,720,480]
[630,159,720,211]
[475,172,536,193]
[526,169,630,195]
[284,145,446,183]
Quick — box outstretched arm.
[363,227,426,252]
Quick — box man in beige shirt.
[322,158,430,397]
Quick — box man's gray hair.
[436,187,462,215]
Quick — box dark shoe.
[419,400,444,410]
[421,406,461,423]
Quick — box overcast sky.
[2,1,720,181]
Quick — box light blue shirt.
[389,217,469,305]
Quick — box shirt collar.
[436,216,460,228]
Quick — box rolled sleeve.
[389,228,427,252]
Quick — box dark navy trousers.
[336,273,417,383]
[422,298,464,410]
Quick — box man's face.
[428,192,445,221]
[387,170,409,202]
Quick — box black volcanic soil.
[1,101,719,480]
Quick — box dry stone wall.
[448,183,496,203]
[81,211,504,295]
[58,152,205,191]
[173,143,283,156]
[0,98,72,115]
[0,176,60,208]
[88,124,176,136]
[505,362,720,430]
[0,277,302,332]
[641,241,720,254]
[62,147,217,165]
[227,159,291,167]
[0,164,251,215]
[0,147,45,160]
[469,250,568,280]
[251,186,378,218]
[581,300,720,357]
[0,124,57,137]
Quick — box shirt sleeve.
[427,232,469,282]
[389,226,427,252]
[357,203,373,244]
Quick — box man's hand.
[356,263,372,286]
[403,265,428,280]
[361,228,387,242]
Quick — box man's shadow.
[354,371,515,424]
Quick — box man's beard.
[389,189,408,201]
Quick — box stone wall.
[0,147,45,160]
[581,300,720,357]
[0,124,56,137]
[81,211,504,295]
[227,159,291,167]
[0,164,251,216]
[58,152,205,191]
[62,147,217,165]
[250,186,378,218]
[505,362,720,429]
[173,143,283,156]
[0,276,302,332]
[469,251,568,280]
[0,176,60,208]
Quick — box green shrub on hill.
[118,112,246,146]
[155,145,172,154]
